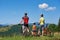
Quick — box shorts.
[40,25,44,34]
[40,25,44,30]
[32,30,37,32]
[24,23,29,28]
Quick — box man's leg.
[26,24,29,32]
[40,26,42,35]
[42,25,44,36]
[23,24,27,34]
[38,29,40,35]
[27,27,29,32]
[22,25,26,34]
[22,25,24,33]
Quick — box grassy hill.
[0,34,60,40]
[0,24,60,40]
[0,24,58,36]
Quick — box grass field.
[0,33,60,40]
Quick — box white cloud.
[45,7,56,11]
[38,3,56,11]
[38,3,48,9]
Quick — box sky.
[0,0,60,24]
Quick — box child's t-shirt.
[32,25,36,30]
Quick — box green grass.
[0,34,60,40]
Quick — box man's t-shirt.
[22,16,29,24]
[39,17,45,25]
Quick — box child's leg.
[32,30,37,36]
[32,32,36,36]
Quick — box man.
[39,14,45,36]
[20,13,29,34]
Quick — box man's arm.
[20,19,23,24]
[28,17,29,20]
[20,17,24,24]
[39,18,41,24]
[43,19,45,24]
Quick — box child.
[32,23,37,36]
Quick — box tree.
[48,24,57,32]
[57,18,60,32]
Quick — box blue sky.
[0,0,60,24]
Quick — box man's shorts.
[24,23,29,28]
[40,25,44,30]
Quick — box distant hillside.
[29,22,49,27]
[0,24,3,26]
